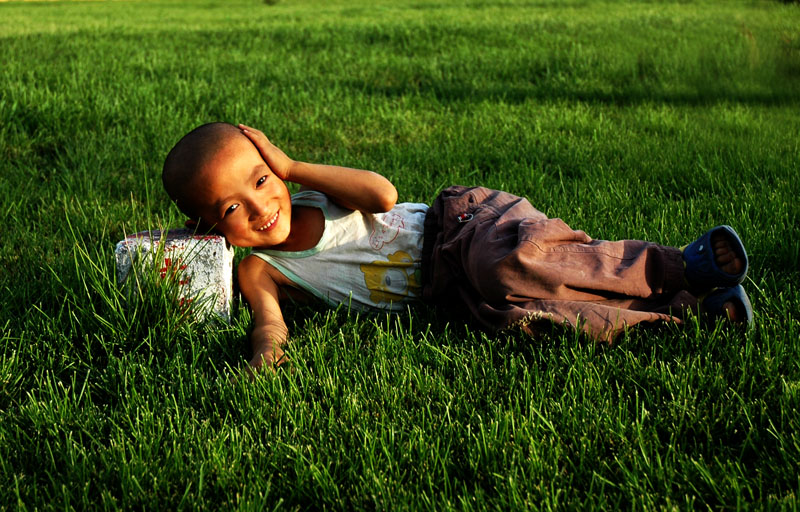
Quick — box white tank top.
[251,190,428,312]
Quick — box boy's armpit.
[278,285,314,304]
[237,254,311,304]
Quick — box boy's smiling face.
[183,133,292,249]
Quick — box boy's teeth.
[258,212,279,231]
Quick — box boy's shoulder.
[291,188,335,208]
[291,188,361,220]
[239,252,313,302]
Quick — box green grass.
[2,0,800,509]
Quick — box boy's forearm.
[288,161,397,213]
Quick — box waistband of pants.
[420,201,442,292]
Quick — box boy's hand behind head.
[239,124,296,183]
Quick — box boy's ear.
[184,218,222,236]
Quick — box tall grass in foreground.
[1,0,799,508]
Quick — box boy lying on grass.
[162,122,753,372]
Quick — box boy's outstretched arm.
[239,124,397,213]
[237,255,289,372]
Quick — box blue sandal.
[701,285,753,327]
[683,225,748,292]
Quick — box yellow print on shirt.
[360,250,421,305]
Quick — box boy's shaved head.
[162,122,243,218]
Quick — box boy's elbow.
[376,183,398,212]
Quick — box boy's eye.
[256,175,267,187]
[224,204,239,216]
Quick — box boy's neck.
[263,205,324,252]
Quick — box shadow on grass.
[340,79,800,107]
[274,296,703,376]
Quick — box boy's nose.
[247,198,270,219]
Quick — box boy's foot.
[702,285,753,327]
[714,234,747,320]
[712,232,745,277]
[722,300,741,323]
[683,225,749,293]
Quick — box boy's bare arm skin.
[239,124,397,213]
[237,255,290,371]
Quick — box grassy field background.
[2,0,800,509]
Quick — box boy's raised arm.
[237,255,289,372]
[239,124,397,213]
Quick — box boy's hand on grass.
[249,345,288,372]
[245,324,289,378]
[230,345,288,383]
[239,124,295,182]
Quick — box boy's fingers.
[240,127,273,152]
[238,123,267,140]
[239,125,259,139]
[274,353,290,367]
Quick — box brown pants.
[421,186,696,341]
